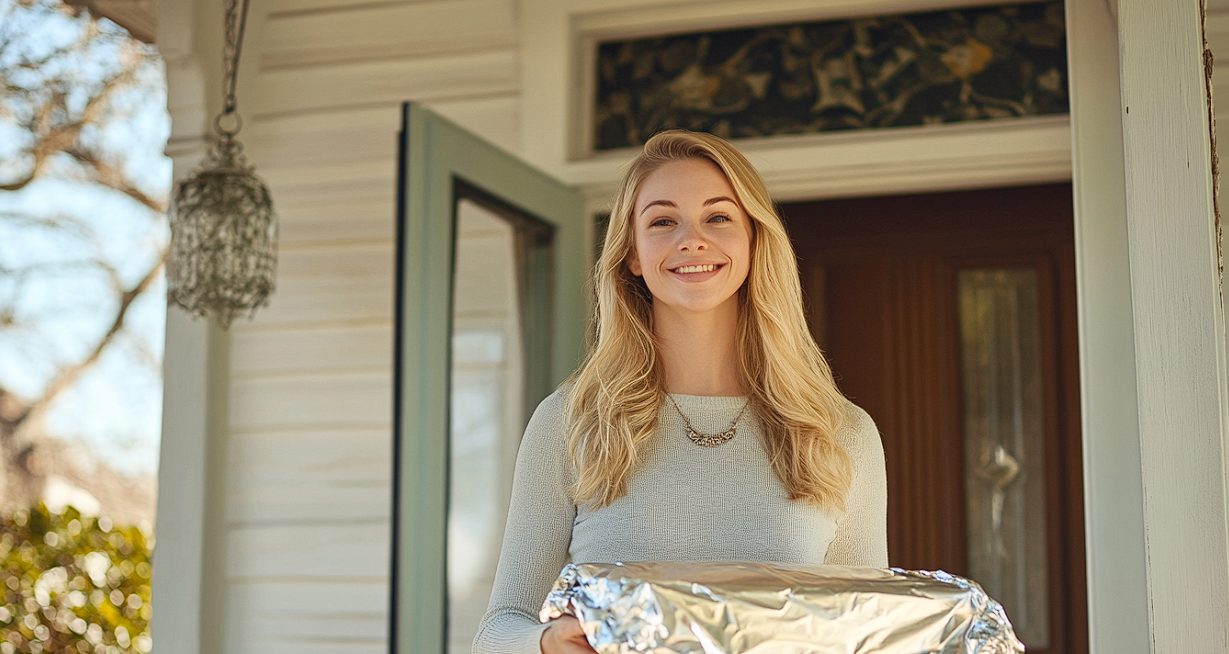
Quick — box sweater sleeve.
[472,390,577,654]
[823,402,889,568]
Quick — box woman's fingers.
[540,615,598,654]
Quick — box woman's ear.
[626,255,642,277]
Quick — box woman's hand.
[540,615,598,654]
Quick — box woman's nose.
[676,222,707,251]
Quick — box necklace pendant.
[685,425,737,447]
[668,395,748,447]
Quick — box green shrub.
[0,505,152,654]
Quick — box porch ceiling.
[66,0,156,44]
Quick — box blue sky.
[0,0,171,477]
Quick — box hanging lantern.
[168,0,276,329]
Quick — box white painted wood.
[226,522,390,578]
[272,177,395,214]
[259,0,516,69]
[227,428,391,523]
[248,94,521,184]
[227,580,388,614]
[263,0,419,17]
[1064,1,1150,651]
[261,161,395,190]
[250,104,401,137]
[246,110,401,169]
[228,610,387,642]
[229,372,392,430]
[231,324,392,374]
[153,1,233,653]
[253,243,394,326]
[231,641,384,654]
[152,309,210,654]
[253,49,518,118]
[566,116,1072,202]
[73,0,158,43]
[1118,1,1229,652]
[425,94,522,157]
[227,581,388,654]
[274,201,395,247]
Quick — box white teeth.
[674,264,717,273]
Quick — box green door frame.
[390,103,587,654]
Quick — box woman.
[473,130,887,654]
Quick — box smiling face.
[626,158,754,319]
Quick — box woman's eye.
[708,214,731,223]
[649,217,674,227]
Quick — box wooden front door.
[782,184,1087,654]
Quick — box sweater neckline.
[666,393,749,411]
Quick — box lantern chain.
[218,0,251,135]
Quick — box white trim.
[1065,0,1149,651]
[152,310,208,654]
[152,1,230,653]
[1118,0,1229,651]
[573,115,1072,202]
[523,0,1072,202]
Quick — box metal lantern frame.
[167,0,276,329]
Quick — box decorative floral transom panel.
[593,1,1067,150]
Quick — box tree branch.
[2,246,167,448]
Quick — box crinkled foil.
[540,561,1024,654]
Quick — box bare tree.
[0,0,167,510]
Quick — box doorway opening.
[782,183,1087,654]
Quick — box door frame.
[515,1,1215,651]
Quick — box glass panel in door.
[957,267,1050,648]
[447,197,549,653]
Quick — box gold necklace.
[666,394,750,447]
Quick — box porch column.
[152,0,231,652]
[1118,0,1229,651]
[1066,0,1150,650]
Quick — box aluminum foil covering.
[540,561,1024,654]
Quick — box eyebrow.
[638,196,738,216]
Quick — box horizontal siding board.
[252,104,401,136]
[424,94,521,158]
[230,372,392,429]
[261,0,517,69]
[232,324,393,374]
[227,522,390,578]
[263,161,395,191]
[231,641,384,654]
[263,0,411,16]
[254,50,518,117]
[228,580,388,613]
[275,201,395,247]
[228,428,392,523]
[230,621,388,645]
[248,119,399,169]
[228,581,387,642]
[274,177,394,211]
[255,243,393,326]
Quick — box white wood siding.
[225,1,522,650]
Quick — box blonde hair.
[565,130,852,512]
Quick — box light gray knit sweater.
[472,390,888,654]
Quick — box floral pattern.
[593,2,1067,150]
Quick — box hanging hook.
[214,111,243,137]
